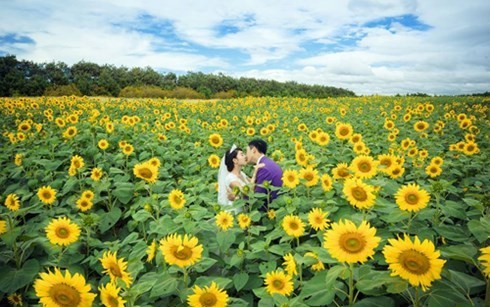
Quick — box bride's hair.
[224,147,242,172]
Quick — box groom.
[245,139,283,210]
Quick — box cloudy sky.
[1,0,489,95]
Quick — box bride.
[217,144,263,213]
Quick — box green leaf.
[446,269,486,291]
[131,272,158,296]
[300,270,335,306]
[434,225,470,242]
[427,280,469,306]
[194,257,218,273]
[467,220,490,243]
[98,207,122,233]
[326,265,347,287]
[194,276,232,289]
[233,272,249,291]
[132,210,152,222]
[149,274,178,298]
[439,244,477,263]
[217,231,235,253]
[0,259,40,293]
[353,296,395,307]
[113,182,134,204]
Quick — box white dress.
[223,171,250,213]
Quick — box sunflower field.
[0,96,489,307]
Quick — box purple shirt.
[255,156,283,204]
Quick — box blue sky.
[1,0,489,95]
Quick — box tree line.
[0,55,355,98]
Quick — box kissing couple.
[217,139,283,213]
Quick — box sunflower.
[317,132,330,146]
[308,208,330,231]
[283,253,297,276]
[282,214,305,238]
[246,127,255,136]
[188,281,229,307]
[76,197,93,212]
[267,209,276,220]
[383,235,445,291]
[209,133,223,148]
[353,142,367,155]
[326,116,336,124]
[215,211,234,231]
[5,193,20,211]
[0,219,7,236]
[349,133,363,144]
[37,186,57,205]
[349,155,378,179]
[70,155,85,170]
[99,282,126,307]
[146,240,157,263]
[478,246,490,277]
[332,163,352,180]
[91,167,103,181]
[237,213,251,230]
[168,189,186,209]
[7,293,22,306]
[14,153,22,166]
[45,216,81,246]
[81,190,94,200]
[148,157,161,168]
[343,178,376,209]
[463,142,479,155]
[388,165,405,179]
[323,219,381,264]
[62,126,77,139]
[295,149,309,167]
[133,162,159,184]
[208,154,221,168]
[55,117,66,127]
[377,154,396,173]
[425,164,442,178]
[160,233,203,268]
[100,251,133,287]
[122,144,134,156]
[304,252,325,271]
[413,121,429,132]
[300,166,319,187]
[395,183,430,212]
[431,156,443,166]
[98,139,109,150]
[264,270,294,296]
[34,268,96,307]
[335,123,354,140]
[320,174,333,192]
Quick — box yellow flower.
[264,270,294,296]
[320,174,333,192]
[463,141,479,155]
[99,282,126,307]
[308,208,330,231]
[383,235,446,291]
[0,220,7,234]
[335,123,353,140]
[208,154,221,168]
[122,144,134,156]
[168,189,186,209]
[267,209,276,220]
[76,197,93,212]
[7,293,23,306]
[81,190,94,200]
[45,216,81,246]
[295,149,309,167]
[216,211,234,231]
[425,164,442,178]
[377,154,397,173]
[34,268,96,307]
[100,251,133,287]
[300,166,319,187]
[237,213,251,230]
[317,132,330,146]
[62,126,77,139]
[70,155,85,170]
[283,253,297,276]
[349,155,378,179]
[478,246,490,277]
[187,281,229,307]
[304,252,325,271]
[37,186,57,205]
[323,219,381,264]
[133,162,159,183]
[332,163,352,180]
[431,156,444,166]
[98,139,109,150]
[209,133,223,148]
[5,193,20,211]
[282,170,300,189]
[146,240,157,262]
[282,214,305,238]
[388,165,405,179]
[160,233,203,268]
[395,183,430,212]
[343,178,376,209]
[148,157,161,168]
[413,121,429,132]
[14,153,22,166]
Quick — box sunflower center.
[338,168,349,177]
[314,216,323,224]
[56,227,70,239]
[304,173,314,181]
[49,284,81,306]
[405,193,419,205]
[381,159,392,167]
[68,129,75,136]
[351,187,368,201]
[417,124,425,130]
[42,191,52,199]
[339,233,366,254]
[399,249,431,275]
[109,263,122,277]
[138,168,153,179]
[107,295,120,307]
[392,169,401,175]
[199,292,217,306]
[467,145,475,151]
[289,221,299,230]
[273,279,284,290]
[174,245,192,260]
[358,162,371,172]
[73,161,81,168]
[287,175,295,182]
[211,137,219,144]
[339,128,349,136]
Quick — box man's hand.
[226,188,236,201]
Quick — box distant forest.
[0,55,355,98]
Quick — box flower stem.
[485,279,490,307]
[348,263,354,306]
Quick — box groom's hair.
[248,139,267,155]
[224,147,242,172]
